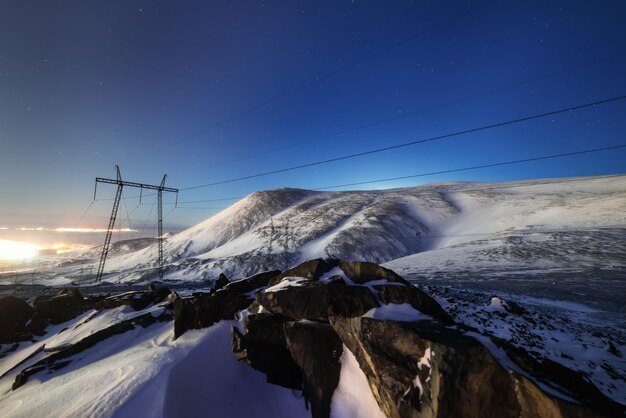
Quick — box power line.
[166,172,626,218]
[180,94,626,191]
[120,1,492,166]
[440,173,626,194]
[311,144,626,189]
[171,146,626,213]
[171,50,625,178]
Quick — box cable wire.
[180,94,626,191]
[120,1,492,166]
[171,50,626,178]
[311,144,626,189]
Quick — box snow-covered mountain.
[104,174,626,283]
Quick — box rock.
[174,292,251,339]
[339,261,407,285]
[33,288,91,324]
[284,321,343,418]
[267,259,339,287]
[214,273,230,291]
[173,271,279,339]
[0,296,35,343]
[223,270,281,295]
[95,286,171,311]
[607,340,621,357]
[256,281,331,322]
[257,278,379,322]
[373,284,453,324]
[232,313,302,390]
[328,282,381,318]
[329,316,623,418]
[503,300,527,316]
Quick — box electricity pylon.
[259,217,292,270]
[94,165,178,282]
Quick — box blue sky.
[1,0,625,230]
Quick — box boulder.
[267,259,339,287]
[33,288,91,324]
[0,296,35,343]
[257,278,379,322]
[339,261,408,285]
[329,316,623,418]
[284,321,343,418]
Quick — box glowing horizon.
[0,239,41,261]
[0,226,137,233]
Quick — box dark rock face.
[0,296,35,343]
[174,270,280,339]
[284,321,343,418]
[232,313,302,390]
[257,278,380,321]
[330,316,623,418]
[33,288,92,324]
[373,283,453,324]
[338,260,406,285]
[164,258,622,418]
[214,273,230,291]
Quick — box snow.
[162,321,309,418]
[330,345,386,418]
[2,175,625,411]
[465,331,578,403]
[0,321,201,417]
[265,276,309,293]
[363,303,432,322]
[0,317,314,418]
[12,175,626,285]
[486,297,506,312]
[319,266,349,283]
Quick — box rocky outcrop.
[232,312,302,389]
[173,270,280,339]
[331,316,622,418]
[223,259,624,418]
[284,321,343,418]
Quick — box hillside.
[100,174,626,283]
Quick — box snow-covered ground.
[1,175,624,412]
[0,308,382,418]
[7,174,624,289]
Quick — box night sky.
[1,0,626,232]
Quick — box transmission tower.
[259,217,294,270]
[94,165,178,282]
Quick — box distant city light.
[0,239,41,260]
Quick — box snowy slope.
[97,174,626,283]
